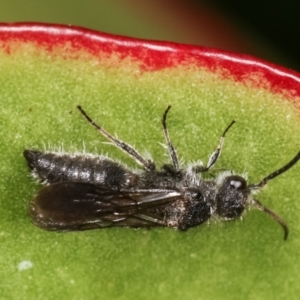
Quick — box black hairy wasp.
[24,105,300,239]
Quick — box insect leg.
[194,120,235,173]
[162,105,179,171]
[251,198,288,240]
[77,106,155,171]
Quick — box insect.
[24,105,300,240]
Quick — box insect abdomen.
[23,150,137,187]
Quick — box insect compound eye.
[228,176,247,190]
[217,175,248,220]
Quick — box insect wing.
[29,182,181,231]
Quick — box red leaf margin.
[0,22,300,101]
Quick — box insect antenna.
[251,198,289,240]
[77,106,156,171]
[249,151,300,190]
[248,151,300,240]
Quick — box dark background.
[196,0,300,71]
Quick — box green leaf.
[1,23,300,300]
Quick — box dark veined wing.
[29,182,182,231]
